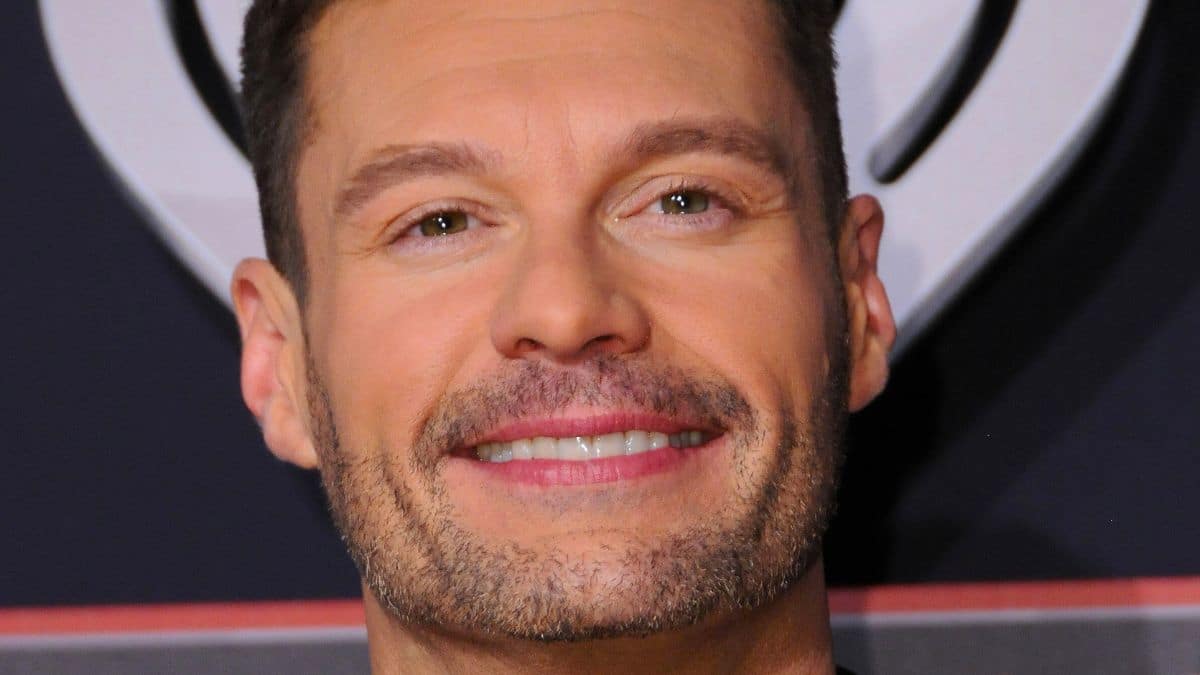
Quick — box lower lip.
[461,441,716,486]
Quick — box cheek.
[642,229,835,414]
[313,266,496,451]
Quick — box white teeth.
[648,432,669,450]
[531,436,557,459]
[594,432,626,458]
[625,430,650,455]
[512,438,533,460]
[556,436,590,460]
[475,441,515,462]
[475,429,708,463]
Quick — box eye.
[387,204,494,253]
[415,211,471,237]
[616,180,739,234]
[658,189,711,215]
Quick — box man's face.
[292,0,851,640]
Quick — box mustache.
[411,356,760,461]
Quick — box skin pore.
[232,1,895,673]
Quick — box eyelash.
[653,177,737,211]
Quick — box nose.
[490,226,650,363]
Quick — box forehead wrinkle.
[333,142,501,220]
[404,5,682,32]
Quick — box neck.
[363,562,835,675]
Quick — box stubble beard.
[306,347,848,642]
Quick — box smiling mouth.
[474,429,715,463]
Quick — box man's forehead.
[311,0,780,47]
[304,0,792,132]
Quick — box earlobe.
[231,259,319,469]
[839,195,897,412]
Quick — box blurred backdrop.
[2,1,1198,608]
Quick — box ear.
[230,259,319,468]
[838,195,897,412]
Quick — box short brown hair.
[240,1,846,301]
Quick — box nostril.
[583,334,621,353]
[514,337,545,355]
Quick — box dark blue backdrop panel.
[1,3,356,605]
[825,0,1200,584]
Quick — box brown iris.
[660,190,709,215]
[417,212,469,237]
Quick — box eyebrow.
[332,118,793,220]
[333,142,497,220]
[617,118,794,181]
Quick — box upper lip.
[462,410,721,449]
